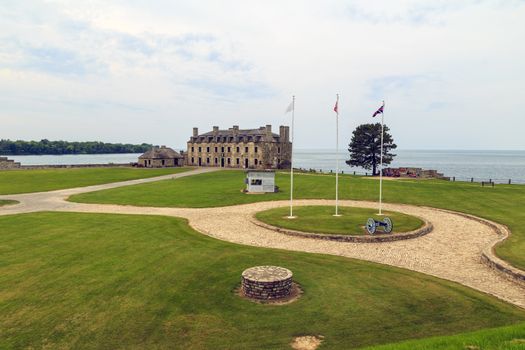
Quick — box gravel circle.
[1,169,524,309]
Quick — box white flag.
[285,101,294,114]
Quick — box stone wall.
[242,277,292,300]
[251,216,433,243]
[138,158,181,168]
[241,266,293,300]
[0,157,21,169]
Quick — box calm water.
[294,149,525,184]
[4,150,525,184]
[4,153,143,166]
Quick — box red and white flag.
[333,100,338,113]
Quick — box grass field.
[255,206,423,235]
[361,322,525,350]
[1,212,523,349]
[0,200,18,206]
[0,167,191,194]
[70,170,525,270]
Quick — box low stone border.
[436,208,525,287]
[251,215,433,243]
[236,283,303,305]
[241,266,293,300]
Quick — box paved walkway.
[1,169,524,309]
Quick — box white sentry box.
[246,170,275,193]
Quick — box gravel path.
[0,168,523,309]
[0,167,218,215]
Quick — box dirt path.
[0,168,524,309]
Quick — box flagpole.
[379,100,384,215]
[334,94,341,217]
[288,95,296,219]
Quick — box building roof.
[139,146,183,159]
[191,126,287,143]
[199,128,279,138]
[246,170,275,174]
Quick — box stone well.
[241,266,293,300]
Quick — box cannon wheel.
[366,218,376,235]
[383,217,393,233]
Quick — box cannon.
[365,217,393,234]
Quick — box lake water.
[294,149,525,184]
[4,149,525,184]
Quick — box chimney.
[193,127,198,137]
[213,126,219,135]
[265,124,272,140]
[233,125,239,131]
[280,125,290,142]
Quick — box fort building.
[138,146,184,168]
[0,157,21,169]
[186,125,291,169]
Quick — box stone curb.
[250,215,433,243]
[436,209,525,287]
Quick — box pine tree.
[346,123,397,175]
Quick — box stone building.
[138,146,184,168]
[186,125,291,169]
[0,157,21,169]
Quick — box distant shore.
[2,149,525,184]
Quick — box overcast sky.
[1,0,524,150]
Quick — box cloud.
[366,74,441,101]
[0,1,269,97]
[344,0,524,26]
[185,78,276,101]
[0,0,524,150]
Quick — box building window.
[191,157,194,164]
[254,159,258,165]
[206,147,210,153]
[215,158,218,164]
[206,158,210,164]
[191,146,194,152]
[215,147,218,152]
[221,146,224,153]
[254,146,258,153]
[236,158,240,165]
[198,146,202,152]
[245,146,249,153]
[236,147,240,153]
[227,147,231,153]
[227,158,231,165]
[250,179,262,185]
[278,147,280,154]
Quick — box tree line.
[0,139,153,155]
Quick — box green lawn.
[360,322,525,350]
[0,200,18,207]
[0,167,191,194]
[255,206,423,235]
[1,212,523,349]
[69,170,525,270]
